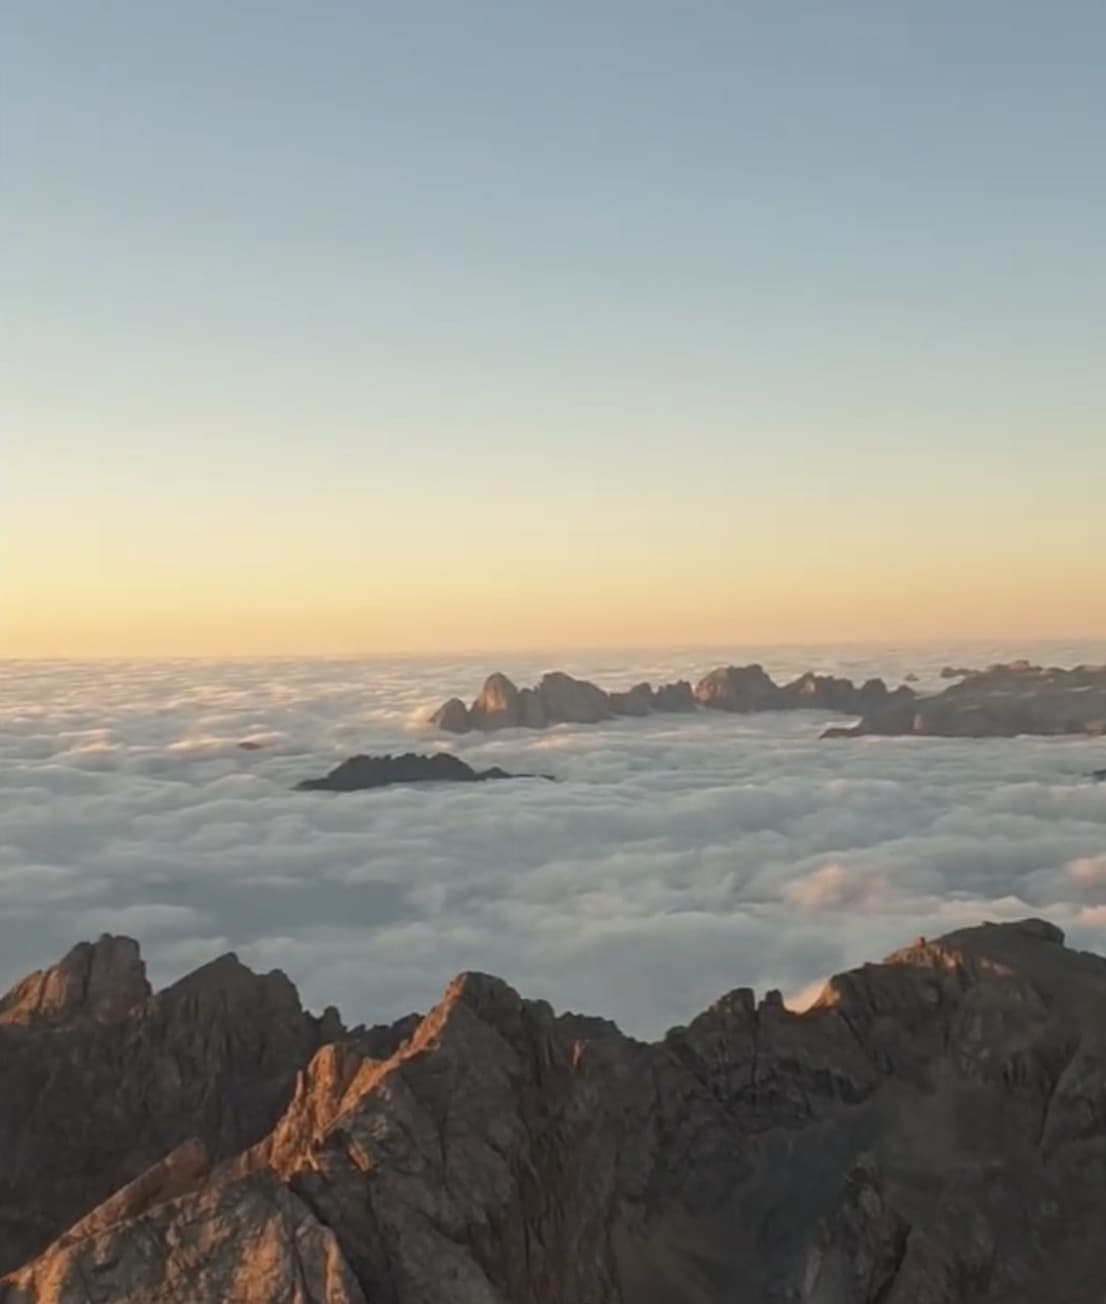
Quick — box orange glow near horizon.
[6,545,1105,659]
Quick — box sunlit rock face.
[470,671,522,729]
[0,935,149,1026]
[7,919,1106,1303]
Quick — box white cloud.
[782,863,862,909]
[0,643,1104,1037]
[1068,855,1106,883]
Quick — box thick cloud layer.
[2,643,1104,1037]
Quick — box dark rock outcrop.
[7,919,1106,1302]
[295,752,533,792]
[432,667,911,732]
[826,662,1106,739]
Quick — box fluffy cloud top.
[1,643,1104,1037]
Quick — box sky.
[4,1,1104,657]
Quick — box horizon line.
[3,633,1105,666]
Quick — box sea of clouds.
[2,642,1105,1038]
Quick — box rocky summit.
[5,919,1106,1301]
[430,666,910,733]
[824,662,1106,738]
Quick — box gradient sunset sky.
[5,1,1104,656]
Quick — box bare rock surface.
[2,1172,366,1304]
[825,662,1106,738]
[7,919,1106,1301]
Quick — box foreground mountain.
[0,935,348,1277]
[825,662,1106,738]
[5,918,1106,1301]
[295,751,539,791]
[431,666,912,732]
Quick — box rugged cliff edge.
[431,666,911,733]
[4,918,1106,1301]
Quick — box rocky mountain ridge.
[824,661,1106,738]
[431,665,911,733]
[5,919,1106,1300]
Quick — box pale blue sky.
[4,1,1104,653]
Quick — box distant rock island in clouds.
[824,661,1106,739]
[430,664,911,732]
[296,751,539,792]
[430,660,1106,741]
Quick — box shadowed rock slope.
[6,919,1106,1301]
[431,666,911,732]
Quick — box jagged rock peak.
[0,934,150,1026]
[0,936,346,1276]
[430,664,913,732]
[161,950,303,1010]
